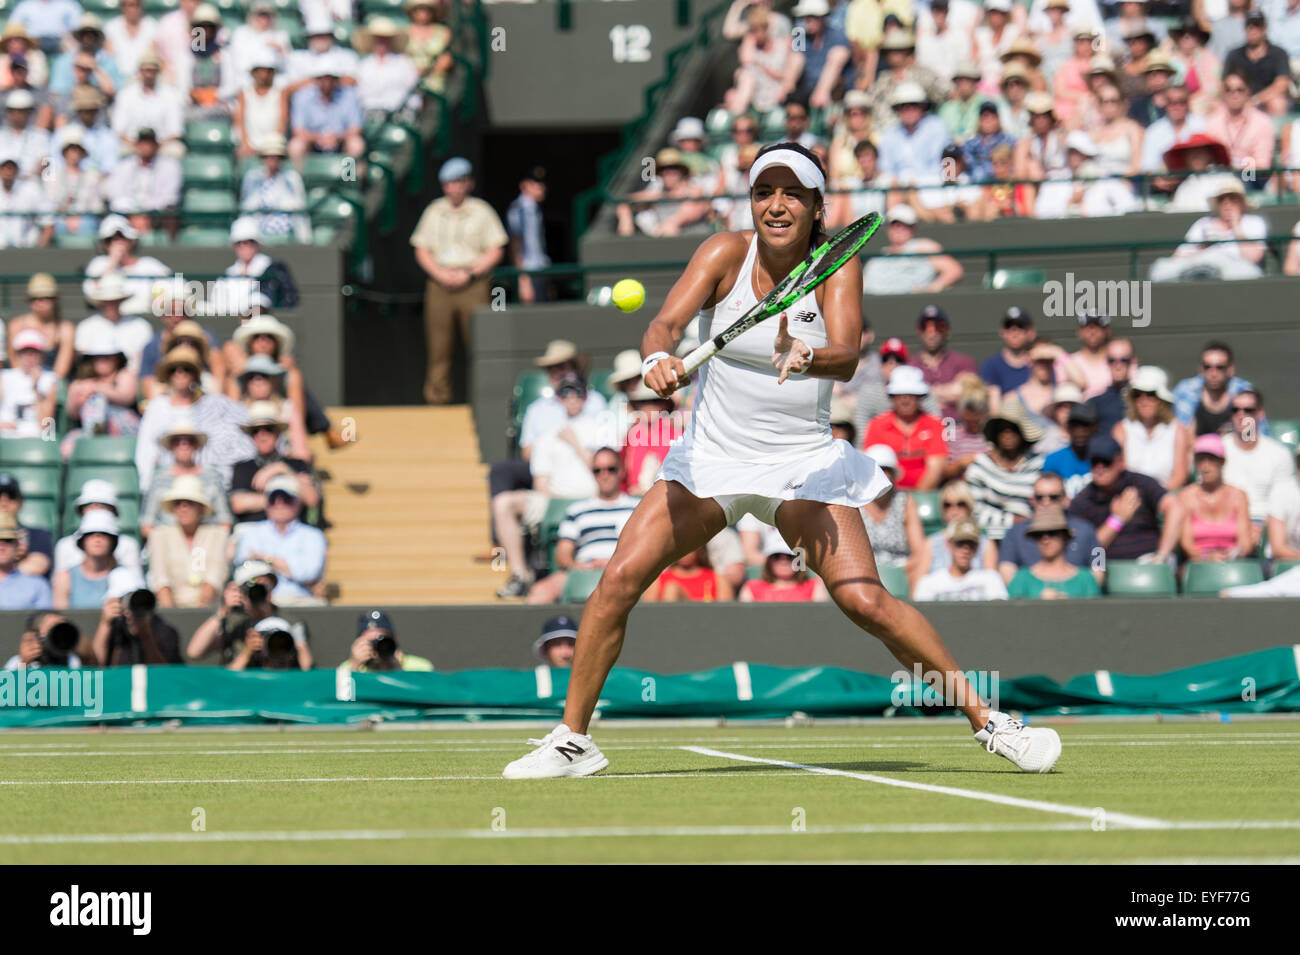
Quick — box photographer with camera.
[187,559,313,669]
[91,576,184,666]
[0,512,53,610]
[338,610,432,673]
[4,612,84,670]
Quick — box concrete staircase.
[310,406,500,605]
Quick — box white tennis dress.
[658,233,893,526]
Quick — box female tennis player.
[504,143,1061,778]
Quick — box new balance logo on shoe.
[554,742,586,762]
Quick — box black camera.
[369,634,397,660]
[241,581,270,605]
[39,621,80,660]
[124,589,156,617]
[263,627,296,662]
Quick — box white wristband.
[641,352,670,378]
[803,346,814,373]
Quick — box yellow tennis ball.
[611,279,645,312]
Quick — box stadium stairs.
[310,406,494,605]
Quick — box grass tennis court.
[1,719,1297,864]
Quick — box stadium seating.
[18,498,57,535]
[511,371,551,440]
[912,492,943,535]
[561,569,603,603]
[1105,561,1178,597]
[5,466,60,501]
[64,465,139,503]
[877,565,910,599]
[983,268,1047,290]
[588,369,615,400]
[1273,560,1300,577]
[61,496,141,539]
[68,437,138,466]
[539,497,579,567]
[1183,562,1265,596]
[0,438,61,467]
[1270,419,1300,456]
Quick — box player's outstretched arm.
[642,232,745,397]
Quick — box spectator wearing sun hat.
[863,365,948,491]
[964,394,1046,541]
[43,128,104,241]
[230,399,318,525]
[0,149,52,249]
[232,472,327,605]
[82,213,172,318]
[53,479,142,577]
[62,327,140,454]
[139,417,232,537]
[404,0,453,95]
[912,519,1010,601]
[1150,177,1267,282]
[220,216,301,312]
[353,16,419,117]
[0,512,52,610]
[110,51,185,153]
[876,81,947,185]
[852,336,941,437]
[141,310,225,401]
[0,328,56,439]
[238,134,311,243]
[285,13,359,88]
[52,86,118,175]
[235,353,310,460]
[410,156,508,404]
[287,53,365,167]
[52,509,124,610]
[0,86,50,176]
[6,273,74,378]
[75,272,154,374]
[234,46,289,159]
[228,1,291,80]
[49,13,121,96]
[787,0,853,110]
[862,207,965,296]
[615,147,710,237]
[0,472,52,576]
[227,312,331,446]
[146,474,230,607]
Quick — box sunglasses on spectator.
[1201,362,1228,371]
[1233,405,1258,414]
[941,500,965,508]
[952,540,978,550]
[1090,457,1117,467]
[1029,530,1068,540]
[592,465,619,474]
[1224,84,1248,93]
[250,425,279,435]
[268,491,296,504]
[1033,492,1064,502]
[1108,356,1133,365]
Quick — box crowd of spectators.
[612,0,1300,256]
[498,314,1299,604]
[0,0,459,247]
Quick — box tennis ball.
[611,279,646,312]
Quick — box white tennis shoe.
[974,711,1061,773]
[502,723,609,779]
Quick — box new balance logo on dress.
[792,310,817,323]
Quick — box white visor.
[748,148,826,193]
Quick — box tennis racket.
[679,211,882,377]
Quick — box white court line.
[0,819,1297,845]
[718,856,1300,866]
[683,745,1173,830]
[0,772,813,786]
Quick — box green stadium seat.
[144,0,180,14]
[56,232,100,250]
[69,436,137,465]
[877,564,911,599]
[1104,560,1176,597]
[561,569,603,603]
[2,466,59,500]
[183,189,238,217]
[80,0,122,15]
[744,564,763,581]
[64,465,139,502]
[0,438,61,467]
[1272,560,1300,577]
[138,229,171,248]
[588,369,615,400]
[62,496,140,538]
[984,268,1046,290]
[311,225,340,245]
[912,491,943,535]
[302,153,356,191]
[705,107,733,136]
[539,496,579,567]
[760,107,785,136]
[1269,418,1300,455]
[512,370,551,439]
[1183,561,1264,595]
[18,498,57,534]
[179,226,236,246]
[182,153,236,191]
[184,119,234,153]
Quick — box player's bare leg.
[775,499,989,729]
[775,499,1061,772]
[561,480,727,732]
[503,480,726,777]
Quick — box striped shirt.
[964,452,1045,541]
[558,494,638,564]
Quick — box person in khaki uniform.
[410,156,508,404]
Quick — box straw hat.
[240,400,288,432]
[533,339,579,368]
[1000,37,1043,66]
[259,133,289,157]
[1025,91,1056,115]
[164,319,211,363]
[983,393,1044,444]
[27,272,57,299]
[70,86,107,111]
[607,348,643,386]
[353,16,409,54]
[157,344,204,379]
[0,23,37,51]
[158,417,208,451]
[1025,506,1073,537]
[999,62,1032,88]
[889,81,930,108]
[90,273,131,304]
[233,314,294,355]
[238,353,287,384]
[161,474,213,516]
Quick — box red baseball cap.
[880,337,909,360]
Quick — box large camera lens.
[127,589,156,615]
[264,629,295,660]
[243,582,269,604]
[370,635,397,659]
[43,621,80,654]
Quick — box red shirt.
[742,578,819,602]
[621,413,683,494]
[863,411,948,489]
[655,567,721,602]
